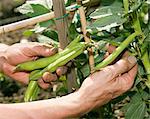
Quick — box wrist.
[77,89,96,113]
[15,91,94,119]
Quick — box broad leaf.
[123,92,147,119]
[88,15,126,31]
[37,34,59,46]
[39,20,55,28]
[125,101,146,119]
[90,6,124,19]
[17,0,51,17]
[101,0,123,6]
[17,3,34,15]
[27,4,50,17]
[69,23,79,41]
[42,29,58,42]
[80,63,90,78]
[147,0,150,4]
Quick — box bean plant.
[2,0,149,118]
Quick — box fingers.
[56,66,68,76]
[42,72,57,83]
[31,44,58,57]
[112,65,138,99]
[37,72,57,89]
[118,64,138,90]
[2,63,29,84]
[105,44,129,58]
[5,43,57,65]
[101,56,137,80]
[38,65,68,89]
[106,44,116,54]
[38,79,50,89]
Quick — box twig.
[0,12,55,34]
[0,1,99,35]
[53,0,77,93]
[77,0,95,73]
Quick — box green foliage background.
[0,0,150,118]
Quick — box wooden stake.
[53,0,77,93]
[0,12,55,34]
[0,1,100,34]
[77,0,95,73]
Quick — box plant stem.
[132,12,142,33]
[141,51,150,88]
[123,0,129,14]
[77,0,95,73]
[95,32,138,70]
[132,11,150,88]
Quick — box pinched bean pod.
[15,35,82,72]
[24,42,86,102]
[95,32,139,70]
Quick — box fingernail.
[50,47,58,53]
[128,56,137,64]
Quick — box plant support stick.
[77,0,95,73]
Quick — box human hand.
[0,43,67,89]
[78,45,138,112]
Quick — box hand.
[78,45,138,112]
[0,42,67,89]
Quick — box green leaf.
[125,101,146,119]
[23,30,33,37]
[90,6,124,19]
[147,0,150,4]
[17,1,51,17]
[88,15,126,31]
[101,0,123,6]
[39,20,55,27]
[80,63,90,78]
[17,3,34,15]
[37,34,59,46]
[27,4,50,17]
[123,92,147,119]
[69,23,79,41]
[94,52,105,65]
[75,53,88,65]
[42,29,58,42]
[65,0,76,6]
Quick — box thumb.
[31,44,58,57]
[98,56,137,80]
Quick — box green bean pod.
[24,81,39,102]
[66,35,82,48]
[24,42,86,102]
[16,36,82,71]
[29,42,86,81]
[95,32,139,70]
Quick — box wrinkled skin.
[0,43,138,118]
[78,45,138,111]
[0,43,66,89]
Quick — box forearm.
[0,91,92,119]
